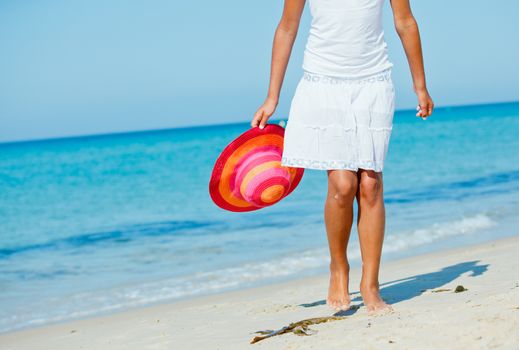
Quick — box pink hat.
[209,123,305,212]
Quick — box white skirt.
[280,68,396,172]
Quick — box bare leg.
[324,169,358,311]
[356,169,393,315]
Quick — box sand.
[1,236,518,350]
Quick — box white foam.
[383,213,496,253]
[0,213,497,333]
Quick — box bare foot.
[326,261,351,312]
[360,283,393,316]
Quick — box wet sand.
[1,236,518,350]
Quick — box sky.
[1,0,518,143]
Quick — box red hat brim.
[209,124,304,212]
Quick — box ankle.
[330,258,350,271]
[360,280,380,293]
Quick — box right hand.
[415,88,434,120]
[251,97,278,129]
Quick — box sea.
[1,101,518,333]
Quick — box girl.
[251,0,434,315]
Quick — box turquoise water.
[1,101,518,332]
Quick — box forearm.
[266,25,298,103]
[396,17,427,92]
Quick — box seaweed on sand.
[430,285,468,293]
[454,285,468,293]
[250,316,345,344]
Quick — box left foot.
[360,283,393,316]
[326,261,351,312]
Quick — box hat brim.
[209,124,304,212]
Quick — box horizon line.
[1,99,518,146]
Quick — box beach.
[1,102,519,333]
[2,1,518,348]
[1,235,518,349]
[1,103,519,347]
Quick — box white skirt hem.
[280,156,385,172]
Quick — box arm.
[390,0,434,118]
[251,0,306,129]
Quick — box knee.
[333,180,358,208]
[359,175,382,206]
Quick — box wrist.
[414,85,428,94]
[266,95,279,105]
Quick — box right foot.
[326,261,351,311]
[360,283,393,316]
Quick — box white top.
[302,0,394,78]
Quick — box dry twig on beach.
[250,316,345,344]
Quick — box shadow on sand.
[250,261,489,343]
[299,260,489,316]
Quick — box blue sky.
[1,0,518,142]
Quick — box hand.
[415,88,434,120]
[251,97,278,129]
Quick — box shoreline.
[0,217,509,336]
[1,235,518,349]
[0,223,507,335]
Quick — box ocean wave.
[2,170,515,259]
[385,170,519,204]
[382,213,496,253]
[0,219,219,258]
[0,212,497,333]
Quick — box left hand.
[415,88,434,120]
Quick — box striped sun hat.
[209,123,304,212]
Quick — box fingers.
[251,109,271,129]
[415,101,434,120]
[428,101,435,116]
[415,105,426,120]
[259,114,269,129]
[251,110,264,128]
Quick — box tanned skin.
[251,0,434,315]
